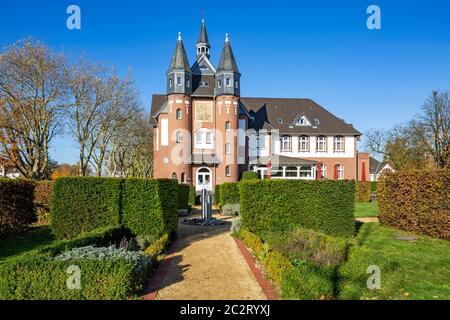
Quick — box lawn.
[355,223,450,300]
[0,225,55,263]
[354,201,379,218]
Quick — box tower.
[164,32,192,183]
[196,18,211,60]
[215,33,241,183]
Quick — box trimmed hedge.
[355,182,371,203]
[51,177,122,239]
[0,179,36,237]
[377,169,450,240]
[34,181,54,225]
[240,180,355,237]
[122,179,178,237]
[189,186,196,207]
[242,171,259,180]
[220,182,240,206]
[214,184,221,206]
[177,184,189,210]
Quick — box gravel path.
[152,214,266,300]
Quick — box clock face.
[194,101,213,122]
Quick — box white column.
[296,166,301,179]
[282,165,287,178]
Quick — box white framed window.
[176,108,182,120]
[281,136,292,152]
[225,143,231,155]
[235,81,239,89]
[225,166,230,177]
[225,121,230,131]
[205,132,212,144]
[316,136,327,152]
[226,78,231,87]
[334,136,344,152]
[217,80,222,88]
[169,78,173,87]
[321,164,327,178]
[176,77,182,87]
[298,136,310,152]
[299,166,313,178]
[195,131,203,145]
[337,164,344,180]
[175,131,182,143]
[259,134,266,149]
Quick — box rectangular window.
[186,79,190,88]
[337,165,344,180]
[205,132,212,144]
[169,79,172,87]
[235,81,239,89]
[176,131,182,143]
[316,136,327,152]
[226,78,231,87]
[298,136,310,152]
[321,165,327,178]
[217,80,222,88]
[225,143,231,155]
[334,136,344,152]
[176,109,182,120]
[281,136,291,152]
[195,131,202,145]
[225,166,230,177]
[176,77,182,86]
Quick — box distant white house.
[369,157,395,181]
[0,158,21,179]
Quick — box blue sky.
[1,0,449,164]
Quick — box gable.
[191,55,216,76]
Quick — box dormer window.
[277,117,283,124]
[315,119,320,125]
[294,114,311,126]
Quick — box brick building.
[151,20,369,192]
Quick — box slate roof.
[151,95,361,136]
[168,37,191,72]
[216,37,240,74]
[197,19,209,45]
[369,157,388,174]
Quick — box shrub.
[0,179,36,237]
[51,177,122,239]
[370,182,377,192]
[355,182,371,203]
[337,245,402,300]
[34,181,54,225]
[177,184,189,210]
[122,179,178,237]
[239,228,264,256]
[220,182,240,206]
[240,180,355,238]
[189,186,196,207]
[242,171,259,180]
[230,217,241,235]
[262,249,293,285]
[0,246,151,300]
[377,169,450,240]
[144,233,169,260]
[214,184,221,206]
[267,228,349,267]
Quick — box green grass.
[0,225,56,263]
[355,223,450,299]
[354,201,379,218]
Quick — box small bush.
[214,184,221,206]
[0,179,36,237]
[220,182,240,206]
[34,181,54,225]
[378,169,450,240]
[267,228,349,267]
[144,233,169,260]
[177,184,189,210]
[0,246,151,300]
[262,250,293,285]
[240,180,355,238]
[51,177,122,239]
[230,217,241,235]
[242,171,259,180]
[239,229,264,256]
[122,179,178,237]
[355,182,371,203]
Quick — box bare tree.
[419,90,450,168]
[0,40,66,179]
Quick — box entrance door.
[196,167,212,192]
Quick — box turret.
[215,33,240,97]
[167,32,192,96]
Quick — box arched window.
[217,79,222,88]
[194,129,213,149]
[195,131,203,145]
[225,166,230,177]
[316,136,327,152]
[281,136,292,152]
[225,121,230,131]
[181,173,185,183]
[175,131,182,143]
[334,136,344,152]
[298,136,310,152]
[172,172,177,180]
[205,132,212,144]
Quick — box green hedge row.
[0,179,36,237]
[220,182,240,206]
[241,171,259,180]
[177,184,189,210]
[240,180,355,237]
[51,177,178,240]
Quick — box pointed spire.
[168,32,191,72]
[217,33,240,73]
[197,18,210,45]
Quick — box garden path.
[145,212,267,300]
